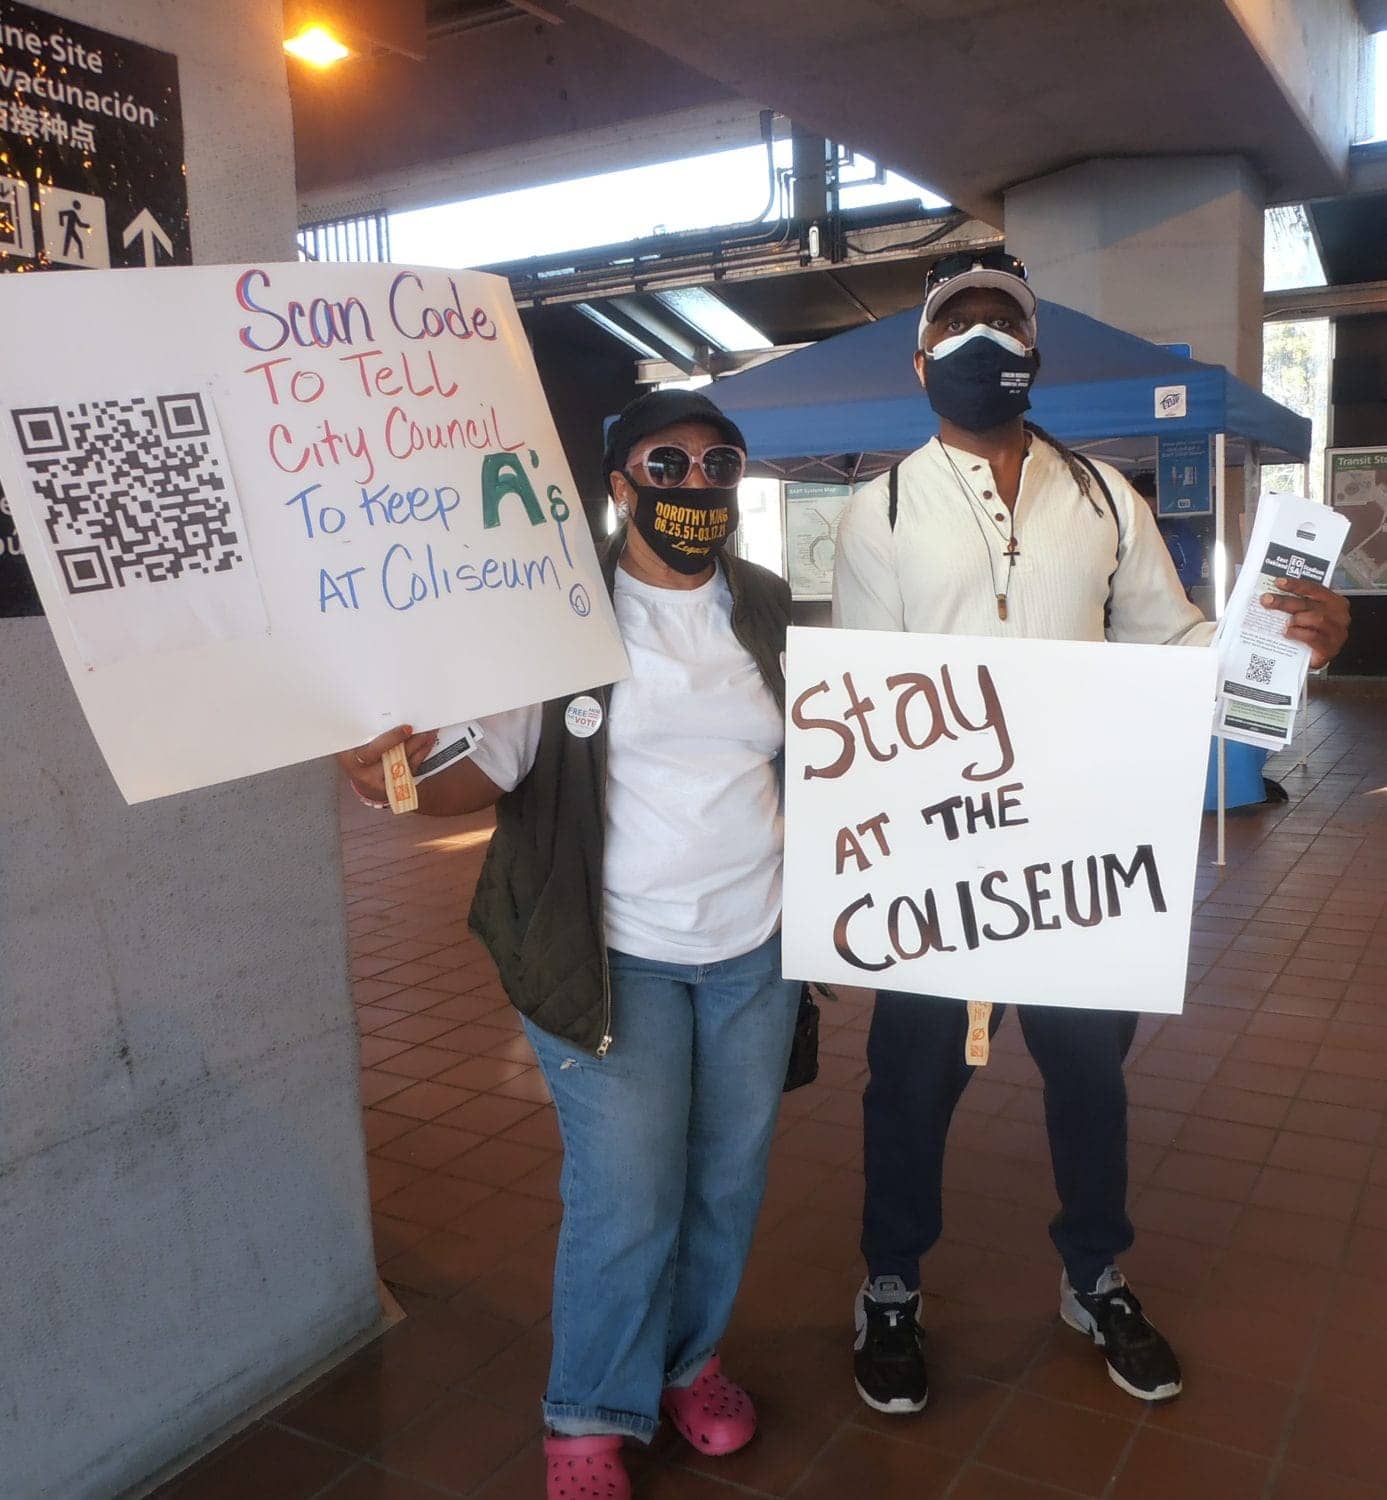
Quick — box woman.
[340,389,799,1499]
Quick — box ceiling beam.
[564,0,1361,215]
[1264,279,1387,319]
[508,0,568,21]
[292,13,739,205]
[635,344,810,384]
[577,298,708,372]
[297,101,761,222]
[496,215,995,310]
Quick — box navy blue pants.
[861,993,1139,1295]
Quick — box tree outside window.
[1262,318,1332,501]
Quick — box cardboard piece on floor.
[782,627,1218,1015]
[0,262,629,802]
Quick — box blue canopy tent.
[711,298,1311,867]
[712,298,1310,481]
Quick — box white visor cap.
[917,267,1038,349]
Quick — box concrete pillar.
[1006,155,1271,600]
[1004,156,1266,383]
[0,5,379,1499]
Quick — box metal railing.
[297,212,392,263]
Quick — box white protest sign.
[0,262,629,802]
[783,627,1218,1014]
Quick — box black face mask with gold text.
[625,481,739,575]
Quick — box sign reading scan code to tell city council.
[1,0,191,617]
[781,628,1219,1015]
[0,261,630,803]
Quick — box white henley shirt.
[832,435,1216,648]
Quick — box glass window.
[390,139,943,270]
[732,478,785,574]
[834,149,948,213]
[1264,205,1326,292]
[1262,318,1332,500]
[1359,31,1385,143]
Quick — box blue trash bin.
[1203,738,1269,811]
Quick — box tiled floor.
[155,681,1387,1500]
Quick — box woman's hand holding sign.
[1260,577,1350,669]
[338,725,437,807]
[337,722,506,816]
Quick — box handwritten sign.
[0,261,628,802]
[782,627,1218,1014]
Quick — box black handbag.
[783,983,830,1091]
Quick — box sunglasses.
[923,249,1028,300]
[628,442,747,488]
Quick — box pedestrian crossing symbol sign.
[37,185,109,269]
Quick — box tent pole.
[1216,736,1227,867]
[1289,677,1311,774]
[1214,432,1227,869]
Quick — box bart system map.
[1328,447,1387,593]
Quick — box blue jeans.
[522,931,798,1441]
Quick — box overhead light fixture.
[283,2,426,62]
[284,24,352,66]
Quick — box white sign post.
[0,262,629,802]
[783,627,1218,1015]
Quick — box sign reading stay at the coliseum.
[781,627,1218,1014]
[0,0,189,616]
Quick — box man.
[832,250,1350,1413]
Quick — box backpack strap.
[887,462,901,532]
[1073,452,1123,631]
[1074,451,1119,532]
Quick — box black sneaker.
[853,1277,929,1414]
[1060,1268,1183,1402]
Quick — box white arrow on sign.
[122,208,173,267]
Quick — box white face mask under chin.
[927,324,1032,361]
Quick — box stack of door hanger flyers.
[1213,493,1349,751]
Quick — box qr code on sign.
[11,395,243,596]
[1247,652,1276,686]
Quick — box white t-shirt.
[447,566,784,965]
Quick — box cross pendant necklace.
[941,441,1023,622]
[998,535,1021,619]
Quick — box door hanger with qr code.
[0,2,191,619]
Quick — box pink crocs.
[660,1354,757,1456]
[543,1434,630,1500]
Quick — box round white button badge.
[564,695,603,738]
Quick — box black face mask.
[625,481,739,575]
[924,326,1038,432]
